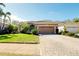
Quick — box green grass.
[0,34,39,44]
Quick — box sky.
[3,3,79,21]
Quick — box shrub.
[28,24,35,32]
[0,28,9,34]
[6,24,18,34]
[7,24,14,33]
[64,25,67,32]
[65,32,75,36]
[18,22,29,32]
[21,26,29,33]
[31,28,38,35]
[74,34,79,38]
[30,24,35,29]
[59,31,68,35]
[0,24,18,34]
[0,30,3,34]
[73,17,79,22]
[12,26,18,33]
[21,24,36,34]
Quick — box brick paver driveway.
[40,34,79,56]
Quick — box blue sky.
[4,3,79,21]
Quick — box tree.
[0,3,11,30]
[6,12,11,23]
[65,19,71,22]
[2,12,11,30]
[0,3,6,30]
[73,17,79,22]
[0,3,5,20]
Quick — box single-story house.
[58,22,79,33]
[28,21,58,34]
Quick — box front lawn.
[0,34,39,44]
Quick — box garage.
[36,23,58,34]
[38,26,54,34]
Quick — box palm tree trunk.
[7,16,11,24]
[2,16,6,30]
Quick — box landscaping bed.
[0,34,39,44]
[59,31,79,38]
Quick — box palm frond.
[0,3,5,7]
[0,8,4,16]
[6,12,11,15]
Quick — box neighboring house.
[28,21,58,34]
[58,22,79,33]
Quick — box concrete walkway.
[40,35,79,56]
[0,43,40,56]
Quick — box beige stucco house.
[58,22,79,33]
[28,21,58,34]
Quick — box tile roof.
[58,22,79,27]
[28,21,58,25]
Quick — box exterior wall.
[67,27,79,33]
[35,24,58,34]
[58,26,79,33]
[58,26,64,32]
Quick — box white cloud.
[10,15,27,22]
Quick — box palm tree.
[2,12,11,29]
[5,12,11,23]
[0,3,11,30]
[0,3,5,30]
[0,3,5,18]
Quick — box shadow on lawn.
[0,35,12,40]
